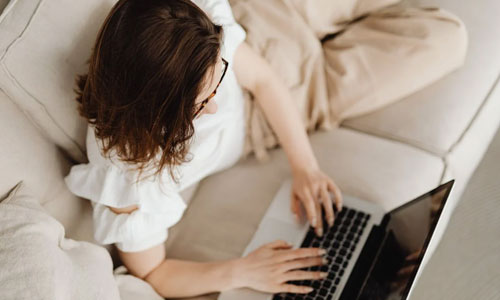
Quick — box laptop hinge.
[339,225,386,300]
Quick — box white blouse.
[64,0,247,252]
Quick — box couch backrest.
[0,0,8,14]
[0,0,118,163]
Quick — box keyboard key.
[328,249,337,257]
[323,280,331,288]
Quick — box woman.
[65,0,343,298]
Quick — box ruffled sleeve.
[64,126,187,252]
[191,0,247,66]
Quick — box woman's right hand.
[230,239,328,294]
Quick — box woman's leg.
[287,0,401,40]
[231,0,332,160]
[322,5,468,121]
[230,0,467,160]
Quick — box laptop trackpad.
[243,217,309,256]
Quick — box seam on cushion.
[438,72,500,189]
[0,0,43,60]
[341,71,500,159]
[0,60,86,156]
[340,122,446,157]
[0,0,86,157]
[0,0,20,24]
[438,156,449,185]
[446,71,500,154]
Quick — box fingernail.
[322,257,329,264]
[319,248,327,255]
[317,228,323,237]
[306,287,314,293]
[320,272,328,278]
[329,218,334,227]
[312,217,317,227]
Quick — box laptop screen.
[358,180,454,300]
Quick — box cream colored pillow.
[0,181,121,300]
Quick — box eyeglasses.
[193,57,229,119]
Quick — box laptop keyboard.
[273,206,371,300]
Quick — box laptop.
[218,179,455,300]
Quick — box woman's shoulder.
[190,0,236,24]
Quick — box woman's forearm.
[252,68,319,173]
[144,257,239,298]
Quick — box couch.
[0,0,498,299]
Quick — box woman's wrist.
[219,258,246,292]
[290,155,320,175]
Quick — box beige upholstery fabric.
[230,0,467,162]
[343,0,500,155]
[0,0,119,163]
[0,90,73,204]
[0,181,121,300]
[0,0,9,14]
[0,181,165,300]
[0,90,96,243]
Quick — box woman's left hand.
[290,166,343,237]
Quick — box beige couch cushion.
[0,181,120,300]
[0,0,119,162]
[342,0,500,156]
[0,90,96,241]
[0,90,73,204]
[0,0,8,14]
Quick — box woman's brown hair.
[75,0,224,183]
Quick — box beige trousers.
[229,0,468,161]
